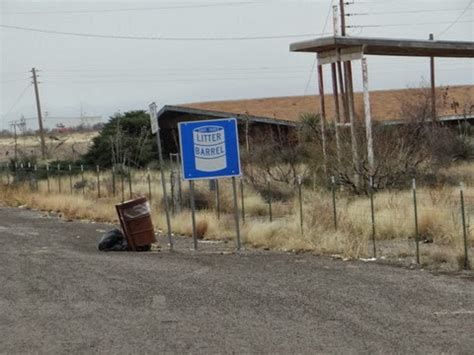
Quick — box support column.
[346,61,356,118]
[331,62,342,165]
[345,61,360,183]
[317,65,328,173]
[337,60,348,123]
[429,33,436,122]
[361,57,375,174]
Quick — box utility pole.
[339,0,355,114]
[31,67,46,159]
[338,0,359,186]
[339,0,346,36]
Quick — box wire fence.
[0,161,472,270]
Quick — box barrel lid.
[115,197,148,209]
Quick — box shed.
[156,105,298,156]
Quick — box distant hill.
[184,85,474,123]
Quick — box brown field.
[185,85,474,123]
[0,131,98,163]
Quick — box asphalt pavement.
[0,206,473,354]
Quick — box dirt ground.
[0,206,473,353]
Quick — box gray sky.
[1,0,473,130]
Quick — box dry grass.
[0,131,98,163]
[439,162,474,187]
[1,163,473,269]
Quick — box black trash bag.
[98,228,129,251]
[135,245,151,252]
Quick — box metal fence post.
[189,180,198,250]
[460,183,470,270]
[120,165,125,202]
[268,178,273,222]
[112,166,116,197]
[412,178,420,264]
[171,152,183,211]
[57,163,61,193]
[128,167,132,199]
[215,179,221,220]
[69,164,73,194]
[177,164,183,212]
[232,176,242,250]
[369,176,376,258]
[46,164,50,193]
[170,171,175,215]
[147,168,152,202]
[34,164,38,192]
[331,176,337,230]
[96,165,101,198]
[27,162,32,191]
[298,175,304,236]
[81,164,85,195]
[6,162,10,185]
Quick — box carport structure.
[290,36,474,175]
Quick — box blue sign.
[178,118,241,180]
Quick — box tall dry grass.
[1,163,472,268]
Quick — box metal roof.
[290,36,474,58]
[156,105,298,129]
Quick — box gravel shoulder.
[0,206,473,354]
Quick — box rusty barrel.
[115,197,156,251]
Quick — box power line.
[349,0,430,4]
[43,69,315,79]
[43,69,313,76]
[30,63,472,84]
[3,1,263,15]
[438,0,474,37]
[347,7,473,16]
[0,24,328,41]
[2,83,31,117]
[3,1,318,15]
[41,75,314,85]
[348,20,472,28]
[0,78,28,84]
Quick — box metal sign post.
[232,177,241,250]
[240,177,245,223]
[178,117,242,250]
[149,102,174,251]
[189,180,198,250]
[169,153,182,212]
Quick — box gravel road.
[0,206,473,354]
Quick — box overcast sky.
[1,0,473,129]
